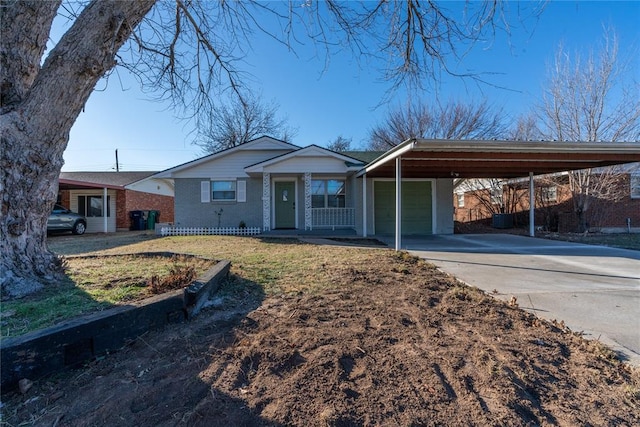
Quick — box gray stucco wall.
[175,174,415,232]
[353,175,364,235]
[434,179,454,234]
[174,178,263,228]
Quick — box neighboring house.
[57,172,175,233]
[152,136,454,235]
[454,163,640,232]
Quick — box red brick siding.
[454,174,640,232]
[58,191,71,209]
[122,190,174,229]
[115,190,128,229]
[453,191,494,223]
[585,175,640,229]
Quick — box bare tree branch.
[368,99,508,149]
[537,27,640,231]
[194,92,296,153]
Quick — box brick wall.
[122,190,174,229]
[454,174,640,232]
[58,191,71,208]
[453,191,494,223]
[115,190,127,229]
[585,175,640,229]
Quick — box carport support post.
[362,174,367,237]
[395,157,402,250]
[103,187,108,233]
[529,172,535,237]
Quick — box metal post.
[103,187,108,233]
[362,174,367,237]
[529,172,535,237]
[395,157,402,250]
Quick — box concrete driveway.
[387,234,640,365]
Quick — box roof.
[59,171,157,190]
[244,145,365,173]
[358,139,640,179]
[153,136,299,178]
[343,150,386,163]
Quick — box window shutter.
[237,180,247,202]
[201,181,211,203]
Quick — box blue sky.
[60,1,639,172]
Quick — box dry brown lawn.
[2,233,639,426]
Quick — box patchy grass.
[1,254,214,338]
[5,235,387,338]
[68,235,392,296]
[4,233,640,426]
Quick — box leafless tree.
[1,0,541,298]
[509,113,542,141]
[457,178,526,218]
[537,29,640,232]
[194,93,295,153]
[368,100,508,150]
[327,135,352,152]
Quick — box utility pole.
[115,149,120,172]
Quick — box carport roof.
[58,171,157,190]
[357,139,640,179]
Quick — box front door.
[275,181,296,229]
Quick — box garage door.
[374,180,432,235]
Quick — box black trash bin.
[130,210,145,231]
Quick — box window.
[456,193,465,208]
[78,195,110,217]
[631,175,640,199]
[311,179,345,208]
[541,186,557,202]
[212,181,236,201]
[490,187,503,205]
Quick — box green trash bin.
[147,210,157,230]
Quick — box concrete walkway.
[384,234,640,365]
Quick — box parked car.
[48,204,87,235]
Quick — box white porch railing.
[160,226,262,236]
[311,208,355,229]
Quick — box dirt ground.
[2,248,639,426]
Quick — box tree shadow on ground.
[47,230,159,255]
[1,273,283,426]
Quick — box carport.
[57,178,119,233]
[357,139,640,250]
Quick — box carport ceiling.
[359,139,640,179]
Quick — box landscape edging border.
[0,254,230,393]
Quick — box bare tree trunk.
[1,0,156,299]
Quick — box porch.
[310,207,355,230]
[260,171,358,232]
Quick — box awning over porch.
[357,138,640,249]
